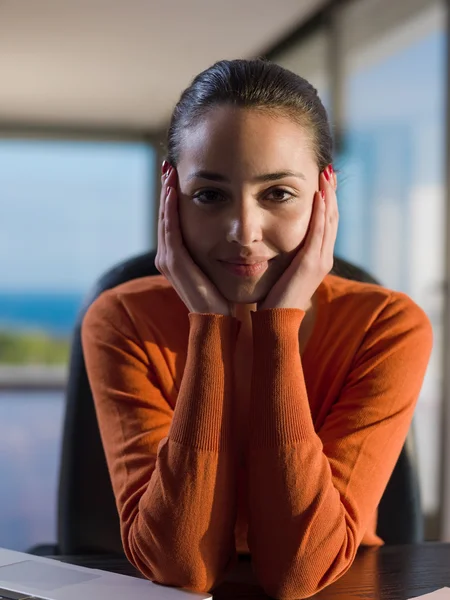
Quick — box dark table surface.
[55,542,450,599]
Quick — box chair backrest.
[57,252,423,554]
[58,252,160,555]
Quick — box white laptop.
[0,547,212,600]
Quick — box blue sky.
[1,141,155,291]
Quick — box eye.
[192,189,226,205]
[265,188,296,204]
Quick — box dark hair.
[166,58,333,170]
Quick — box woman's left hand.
[258,165,338,312]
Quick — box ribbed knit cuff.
[249,309,316,447]
[169,313,240,452]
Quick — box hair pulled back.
[166,58,333,171]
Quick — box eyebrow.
[187,169,306,183]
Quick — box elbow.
[123,524,225,593]
[260,580,325,600]
[259,568,348,600]
[255,542,357,600]
[155,564,222,594]
[259,576,319,600]
[154,565,220,594]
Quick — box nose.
[225,197,263,246]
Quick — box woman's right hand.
[155,163,232,316]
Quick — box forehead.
[177,106,317,177]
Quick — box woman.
[82,59,432,599]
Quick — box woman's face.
[176,106,320,304]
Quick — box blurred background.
[0,0,449,550]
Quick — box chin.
[215,277,272,305]
[204,259,285,305]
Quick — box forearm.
[169,313,239,451]
[125,440,238,591]
[247,439,355,599]
[246,310,359,599]
[122,313,241,591]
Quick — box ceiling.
[0,0,325,133]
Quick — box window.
[270,27,331,110]
[0,139,155,550]
[335,0,446,531]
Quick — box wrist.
[259,288,314,311]
[192,305,231,316]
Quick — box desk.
[56,543,450,599]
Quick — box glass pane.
[0,139,155,549]
[336,0,446,526]
[271,28,330,110]
[0,390,64,551]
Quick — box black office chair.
[55,251,423,555]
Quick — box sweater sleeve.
[246,295,433,600]
[81,291,240,592]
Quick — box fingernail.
[329,164,334,174]
[320,190,325,200]
[324,167,330,182]
[161,160,170,175]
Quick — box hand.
[155,163,232,316]
[258,165,338,312]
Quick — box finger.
[158,167,173,246]
[321,173,339,261]
[320,169,332,196]
[166,165,178,188]
[159,170,170,223]
[322,169,338,219]
[157,172,169,262]
[156,185,169,272]
[159,163,177,214]
[325,164,337,191]
[165,186,184,248]
[302,188,326,256]
[159,169,170,218]
[157,166,177,263]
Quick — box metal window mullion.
[328,0,346,156]
[440,0,450,542]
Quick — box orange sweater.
[82,273,432,599]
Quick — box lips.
[221,257,272,264]
[217,257,272,277]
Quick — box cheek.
[270,205,313,253]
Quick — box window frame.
[0,126,165,390]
